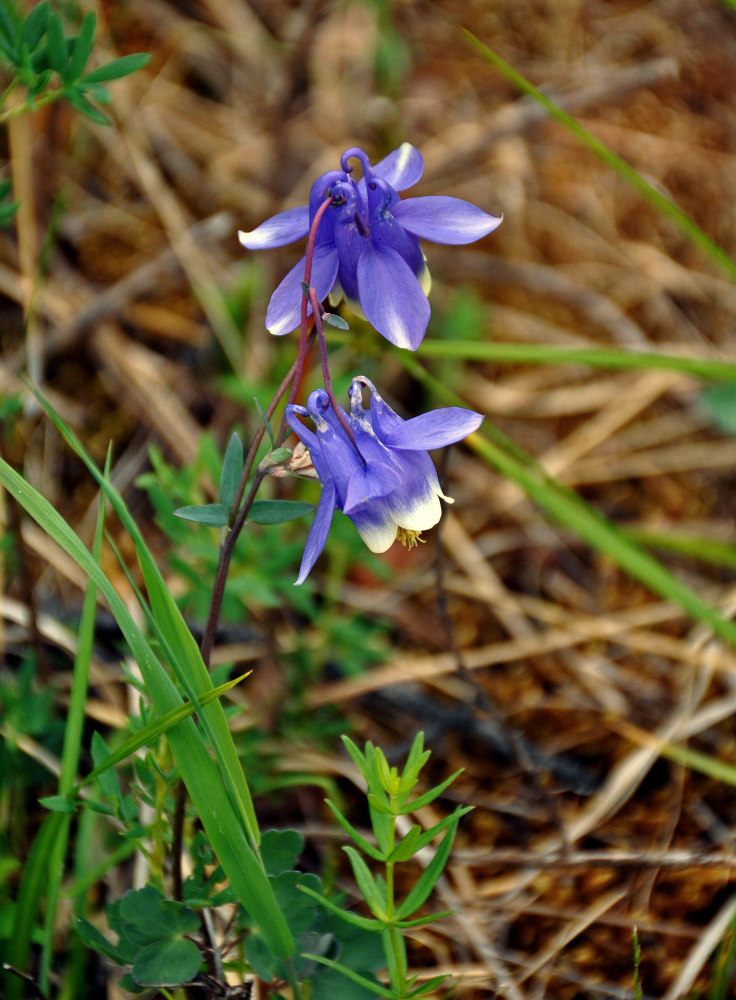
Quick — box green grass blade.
[38,459,108,992]
[76,674,249,791]
[464,32,736,284]
[3,812,67,1000]
[0,456,294,959]
[400,354,736,651]
[415,339,736,381]
[29,384,261,848]
[623,528,736,572]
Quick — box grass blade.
[464,31,736,283]
[0,456,294,959]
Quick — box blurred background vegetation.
[2,0,736,997]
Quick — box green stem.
[384,810,408,997]
[0,88,63,124]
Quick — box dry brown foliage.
[3,1,736,998]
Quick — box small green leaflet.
[175,499,313,527]
[174,503,228,527]
[247,500,314,524]
[219,432,244,511]
[253,397,275,447]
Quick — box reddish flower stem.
[199,195,334,668]
[308,286,359,451]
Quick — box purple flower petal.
[392,196,502,245]
[295,481,336,585]
[343,457,401,515]
[372,143,424,191]
[382,407,484,450]
[356,243,430,351]
[238,207,309,249]
[265,244,339,336]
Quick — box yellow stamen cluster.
[396,527,425,549]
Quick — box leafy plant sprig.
[299,733,472,999]
[0,2,149,126]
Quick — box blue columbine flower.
[239,143,502,351]
[284,377,483,583]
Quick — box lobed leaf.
[132,937,202,987]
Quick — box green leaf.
[132,937,202,987]
[0,0,19,53]
[174,502,228,526]
[74,915,126,964]
[324,313,350,330]
[397,910,456,929]
[247,499,314,525]
[324,800,384,862]
[300,955,394,998]
[44,11,67,75]
[254,396,275,447]
[406,973,450,996]
[343,847,386,920]
[413,806,474,853]
[400,733,430,789]
[297,883,383,932]
[38,794,76,814]
[268,446,291,463]
[77,674,248,791]
[702,383,736,434]
[119,886,169,939]
[395,820,460,920]
[0,404,294,960]
[86,81,111,104]
[341,735,368,773]
[219,432,243,511]
[5,813,67,1000]
[398,769,463,813]
[20,2,50,54]
[66,11,95,82]
[261,829,304,876]
[244,932,278,982]
[91,732,120,802]
[386,824,421,863]
[82,52,150,83]
[272,871,322,936]
[64,87,109,125]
